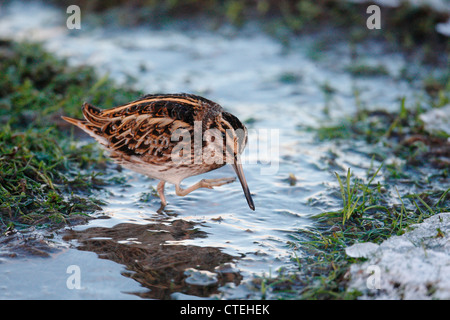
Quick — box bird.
[61,93,255,211]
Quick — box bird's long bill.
[232,157,255,211]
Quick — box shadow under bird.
[62,93,255,210]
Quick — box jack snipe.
[62,93,255,210]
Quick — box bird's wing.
[62,94,222,165]
[102,113,192,162]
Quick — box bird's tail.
[81,102,107,126]
[61,103,108,145]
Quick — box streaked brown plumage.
[62,93,255,210]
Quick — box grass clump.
[291,77,449,298]
[315,96,449,174]
[0,41,139,128]
[289,81,449,298]
[294,166,449,299]
[346,63,390,77]
[0,125,103,231]
[335,166,382,225]
[0,40,141,233]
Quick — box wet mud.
[0,228,60,259]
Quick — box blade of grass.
[412,199,425,222]
[415,195,435,215]
[335,171,347,210]
[393,186,406,231]
[434,187,449,208]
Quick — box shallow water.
[0,1,434,299]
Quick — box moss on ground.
[0,40,142,233]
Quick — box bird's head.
[219,111,255,211]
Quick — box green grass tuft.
[0,40,142,232]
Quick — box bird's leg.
[157,180,167,207]
[175,177,236,197]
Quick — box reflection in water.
[63,217,241,299]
